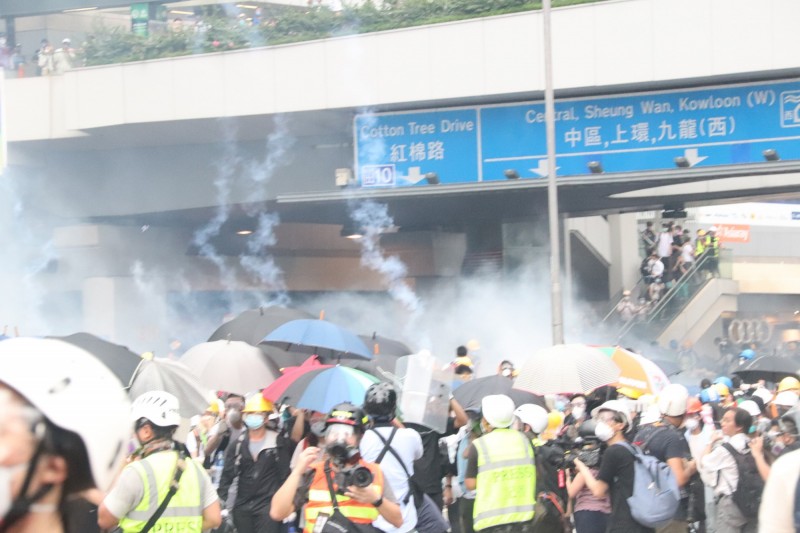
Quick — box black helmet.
[577,419,598,440]
[364,382,397,420]
[326,402,368,433]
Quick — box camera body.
[549,435,603,470]
[334,465,374,494]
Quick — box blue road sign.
[354,79,800,187]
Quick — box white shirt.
[681,242,694,263]
[657,231,673,258]
[758,448,800,533]
[360,426,423,533]
[685,424,713,467]
[650,259,665,278]
[699,433,749,496]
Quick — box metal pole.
[543,0,564,344]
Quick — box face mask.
[244,414,265,430]
[771,441,785,455]
[501,368,512,377]
[571,406,586,420]
[595,421,615,442]
[684,418,699,431]
[555,400,566,412]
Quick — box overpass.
[3,0,800,351]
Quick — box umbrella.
[733,356,800,383]
[129,356,213,418]
[597,346,671,395]
[262,355,332,404]
[51,332,142,387]
[270,365,380,413]
[354,334,412,373]
[262,319,372,361]
[208,306,314,345]
[454,375,546,411]
[514,344,621,395]
[181,340,281,395]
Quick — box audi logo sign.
[727,319,772,344]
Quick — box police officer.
[464,395,536,533]
[98,391,222,532]
[270,403,402,532]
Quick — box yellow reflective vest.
[118,451,204,533]
[472,428,536,531]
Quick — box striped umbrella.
[596,346,670,396]
[514,344,621,395]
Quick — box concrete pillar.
[608,213,639,297]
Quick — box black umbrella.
[51,332,142,387]
[733,356,800,383]
[454,375,546,411]
[208,306,314,346]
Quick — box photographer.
[566,421,610,533]
[573,400,654,533]
[270,403,402,532]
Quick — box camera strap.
[323,460,341,511]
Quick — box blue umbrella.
[277,366,380,413]
[262,319,372,361]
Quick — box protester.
[270,402,403,531]
[756,448,800,533]
[699,408,758,533]
[640,221,656,258]
[634,384,698,533]
[98,391,221,532]
[217,394,291,533]
[204,393,246,472]
[0,338,131,533]
[53,38,75,74]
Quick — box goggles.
[325,423,356,442]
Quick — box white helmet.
[481,394,515,428]
[773,390,799,408]
[514,404,549,434]
[751,387,773,405]
[737,400,761,418]
[657,384,690,417]
[0,338,131,492]
[131,391,181,427]
[591,400,632,429]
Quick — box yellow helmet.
[243,394,273,413]
[714,383,730,397]
[540,410,564,441]
[205,399,224,414]
[778,376,800,393]
[617,387,643,400]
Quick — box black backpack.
[721,443,764,518]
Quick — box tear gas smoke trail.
[349,199,424,341]
[192,120,242,302]
[0,174,58,336]
[240,114,295,306]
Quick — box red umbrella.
[262,355,332,403]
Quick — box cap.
[709,226,718,232]
[697,229,707,236]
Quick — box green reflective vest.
[709,236,720,257]
[472,428,536,531]
[695,238,706,256]
[118,451,204,533]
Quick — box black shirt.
[406,419,456,495]
[218,430,292,511]
[596,443,655,533]
[634,423,692,521]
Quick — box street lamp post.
[543,0,564,344]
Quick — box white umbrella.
[514,344,621,395]
[181,340,281,395]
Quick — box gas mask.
[226,409,242,426]
[325,424,360,467]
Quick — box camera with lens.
[552,421,603,470]
[334,465,374,494]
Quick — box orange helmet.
[686,397,703,414]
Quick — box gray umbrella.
[128,357,213,418]
[181,340,281,395]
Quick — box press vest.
[304,460,383,533]
[709,236,720,258]
[118,450,204,533]
[473,428,536,531]
[695,238,706,256]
